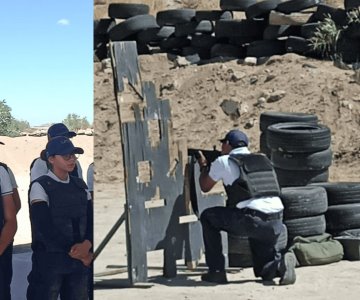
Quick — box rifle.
[188,148,221,163]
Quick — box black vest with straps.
[0,162,9,232]
[31,175,88,253]
[225,153,280,208]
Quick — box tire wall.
[95,0,360,62]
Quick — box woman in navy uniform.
[27,136,93,300]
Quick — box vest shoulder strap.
[70,176,88,190]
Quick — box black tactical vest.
[225,153,280,208]
[31,175,88,253]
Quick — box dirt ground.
[93,0,360,299]
[93,183,360,300]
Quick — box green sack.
[289,233,344,266]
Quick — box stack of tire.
[94,1,360,65]
[281,186,328,246]
[156,9,219,60]
[266,121,332,187]
[259,111,319,158]
[310,182,360,236]
[107,3,159,55]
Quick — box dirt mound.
[95,50,360,183]
[94,0,359,184]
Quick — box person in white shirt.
[27,136,92,300]
[0,158,17,300]
[30,123,83,182]
[196,129,296,285]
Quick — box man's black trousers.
[200,206,284,280]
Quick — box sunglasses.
[60,153,80,161]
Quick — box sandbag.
[289,233,343,266]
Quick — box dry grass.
[309,16,341,58]
[347,8,360,24]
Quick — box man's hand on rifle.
[197,151,208,173]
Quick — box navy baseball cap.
[47,123,76,138]
[45,136,84,158]
[219,130,249,147]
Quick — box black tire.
[137,26,175,44]
[285,36,313,55]
[301,23,320,39]
[345,23,360,39]
[276,0,322,14]
[267,122,331,153]
[228,36,259,46]
[246,0,282,19]
[94,18,116,35]
[210,43,246,59]
[307,4,347,27]
[108,15,159,41]
[159,35,191,50]
[156,9,196,26]
[337,36,360,64]
[344,0,360,10]
[310,182,360,205]
[195,10,233,21]
[94,34,108,47]
[108,3,150,19]
[259,111,318,132]
[271,148,332,171]
[94,41,108,61]
[246,40,286,57]
[275,168,329,187]
[285,215,326,241]
[220,0,257,11]
[259,132,271,158]
[336,228,360,237]
[281,186,328,219]
[191,34,218,48]
[263,25,301,40]
[326,204,360,233]
[175,20,214,37]
[215,19,265,38]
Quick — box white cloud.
[57,19,70,26]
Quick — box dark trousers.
[200,206,283,280]
[27,253,88,300]
[88,263,93,300]
[0,244,13,300]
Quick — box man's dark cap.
[219,129,249,148]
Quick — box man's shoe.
[201,271,228,284]
[279,252,296,285]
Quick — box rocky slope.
[94,0,360,183]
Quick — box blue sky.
[0,1,93,126]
